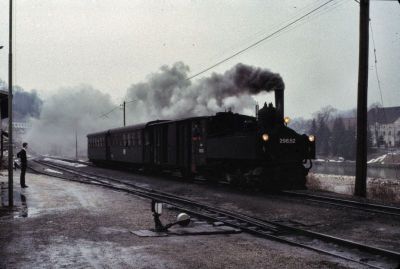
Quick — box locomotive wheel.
[223,168,247,187]
[276,164,307,190]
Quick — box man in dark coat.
[17,142,28,188]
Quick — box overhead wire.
[203,0,327,65]
[232,0,347,51]
[369,19,398,177]
[261,0,347,44]
[185,0,336,81]
[98,99,137,119]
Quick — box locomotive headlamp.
[262,133,269,142]
[308,135,315,142]
[284,117,291,124]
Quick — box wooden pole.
[75,129,78,160]
[123,101,126,127]
[8,0,14,207]
[354,0,370,197]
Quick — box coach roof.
[87,120,170,137]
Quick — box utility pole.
[8,0,13,207]
[75,129,78,160]
[123,101,126,127]
[354,0,369,197]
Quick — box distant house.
[368,106,400,148]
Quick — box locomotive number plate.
[280,138,296,144]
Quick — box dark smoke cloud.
[13,86,43,120]
[0,79,43,120]
[23,62,284,158]
[125,62,284,122]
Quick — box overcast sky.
[0,0,399,118]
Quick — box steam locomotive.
[87,91,315,190]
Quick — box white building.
[368,106,400,148]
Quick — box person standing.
[17,142,28,188]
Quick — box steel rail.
[282,190,400,217]
[41,156,400,218]
[30,158,400,269]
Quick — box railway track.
[38,156,400,218]
[29,157,400,269]
[282,190,400,217]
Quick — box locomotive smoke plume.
[24,85,120,157]
[23,62,284,158]
[124,62,284,122]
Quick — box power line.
[369,21,384,110]
[202,0,327,66]
[234,0,346,55]
[186,0,336,81]
[99,106,120,119]
[99,99,137,119]
[369,19,398,177]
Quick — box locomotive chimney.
[274,89,284,122]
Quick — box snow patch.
[44,168,63,175]
[43,158,87,168]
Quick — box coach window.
[132,132,137,146]
[138,131,142,146]
[136,131,140,146]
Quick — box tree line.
[292,106,358,160]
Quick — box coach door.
[105,131,111,161]
[144,128,153,165]
[167,123,177,166]
[153,125,168,165]
[191,119,206,168]
[177,121,191,170]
